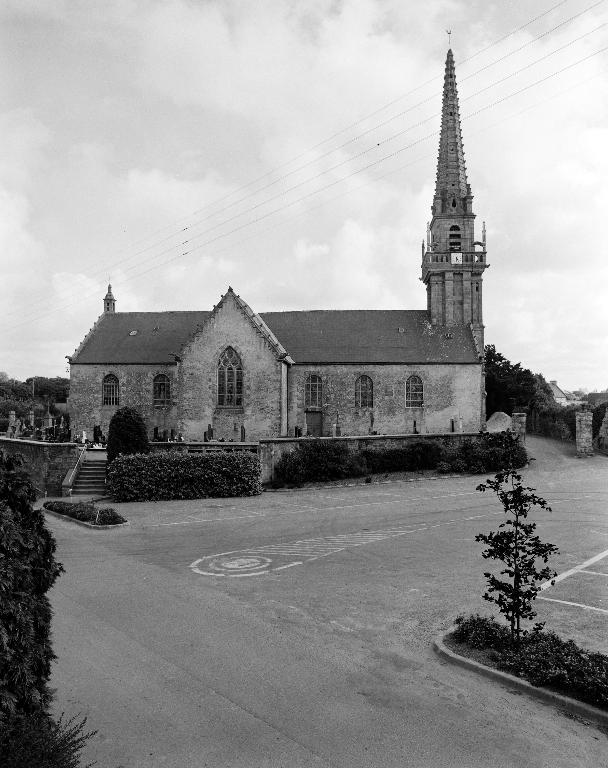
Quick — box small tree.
[106,406,149,465]
[475,469,558,643]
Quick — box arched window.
[449,224,461,251]
[217,347,243,406]
[305,374,322,408]
[405,375,424,408]
[153,374,171,407]
[355,375,373,408]
[102,374,119,406]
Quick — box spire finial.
[446,29,452,47]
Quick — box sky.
[1,0,607,392]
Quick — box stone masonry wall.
[69,363,178,439]
[576,411,594,457]
[178,293,284,441]
[287,362,483,437]
[0,438,79,496]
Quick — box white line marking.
[274,562,303,571]
[580,569,608,577]
[538,597,608,615]
[540,547,608,591]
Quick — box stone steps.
[72,461,107,496]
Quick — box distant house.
[548,381,569,406]
[587,392,608,408]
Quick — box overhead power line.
[5,39,606,333]
[5,0,594,318]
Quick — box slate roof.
[71,309,480,365]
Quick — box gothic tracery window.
[153,374,171,407]
[217,347,243,406]
[305,374,322,408]
[355,375,373,408]
[102,374,119,406]
[405,375,424,408]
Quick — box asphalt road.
[48,436,608,767]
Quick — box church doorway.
[305,411,323,437]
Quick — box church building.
[68,50,489,442]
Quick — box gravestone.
[485,411,512,433]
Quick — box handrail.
[61,445,87,497]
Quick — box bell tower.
[421,49,488,354]
[103,283,116,313]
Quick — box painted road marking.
[189,512,494,577]
[580,569,608,577]
[537,597,608,615]
[539,547,608,590]
[148,490,482,527]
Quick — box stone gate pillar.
[598,409,608,453]
[575,411,594,457]
[511,413,527,442]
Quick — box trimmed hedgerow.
[107,451,262,501]
[43,501,126,526]
[274,432,527,485]
[452,614,608,710]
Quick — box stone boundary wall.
[0,438,80,496]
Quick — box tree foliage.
[106,406,150,464]
[0,450,64,718]
[475,469,558,643]
[484,345,555,416]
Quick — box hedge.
[273,432,527,486]
[452,614,608,710]
[43,501,126,526]
[107,451,262,501]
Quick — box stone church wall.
[69,363,178,439]
[178,294,284,441]
[287,363,483,436]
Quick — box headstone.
[486,411,513,433]
[575,411,593,457]
[511,413,527,442]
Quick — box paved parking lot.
[47,436,608,767]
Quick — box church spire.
[103,283,115,313]
[433,48,470,214]
[421,49,488,353]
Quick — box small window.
[102,374,119,406]
[153,374,171,407]
[355,375,373,408]
[406,375,424,408]
[218,347,243,407]
[305,374,322,408]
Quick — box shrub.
[106,406,149,465]
[452,615,608,710]
[592,402,608,439]
[107,451,262,501]
[275,440,368,484]
[0,450,64,717]
[43,501,126,526]
[453,614,511,651]
[498,631,608,708]
[0,711,95,768]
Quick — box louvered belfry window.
[217,347,243,406]
[355,375,373,408]
[153,374,171,407]
[102,374,119,406]
[305,374,322,408]
[405,375,424,407]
